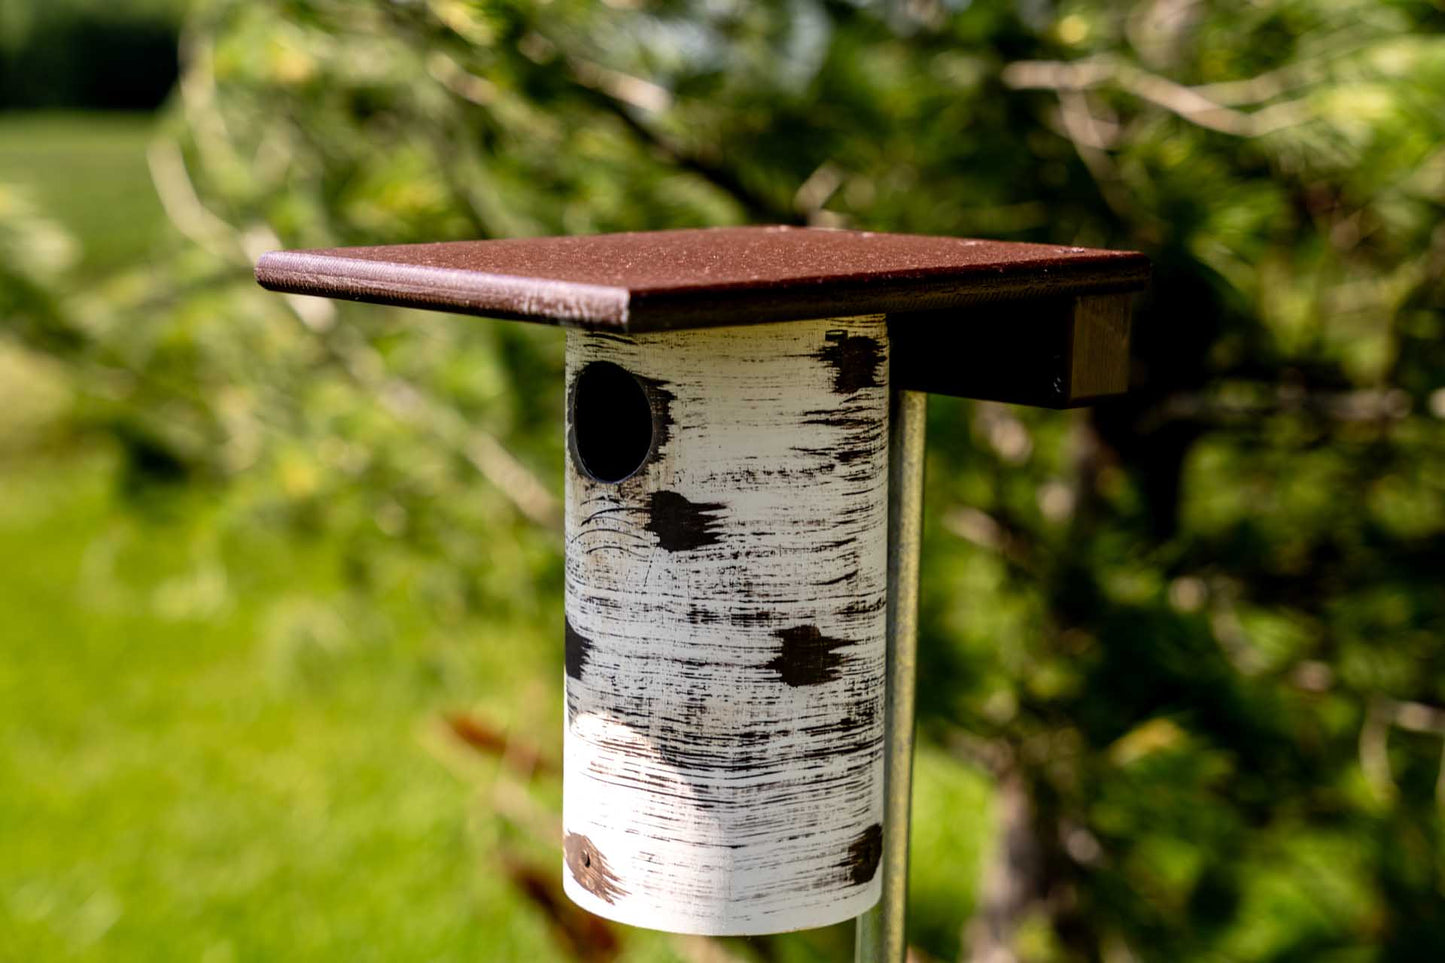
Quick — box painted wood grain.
[562,317,890,935]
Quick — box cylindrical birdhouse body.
[562,316,890,935]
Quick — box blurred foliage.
[0,0,185,109]
[3,0,1445,960]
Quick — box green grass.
[0,449,572,961]
[0,112,169,272]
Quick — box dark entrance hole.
[570,361,654,483]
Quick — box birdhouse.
[256,227,1148,945]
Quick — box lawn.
[0,112,169,272]
[0,447,569,961]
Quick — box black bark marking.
[801,410,882,431]
[843,823,884,886]
[816,332,884,395]
[641,722,785,772]
[840,596,886,617]
[685,606,722,625]
[687,607,784,631]
[564,832,628,904]
[766,624,848,686]
[586,332,635,345]
[800,715,864,738]
[728,609,777,627]
[646,490,725,552]
[565,618,593,681]
[634,373,675,458]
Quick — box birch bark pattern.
[562,316,890,935]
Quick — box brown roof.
[255,226,1149,332]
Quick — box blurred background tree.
[1,0,1443,960]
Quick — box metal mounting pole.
[855,388,927,963]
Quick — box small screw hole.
[582,853,591,868]
[570,361,654,483]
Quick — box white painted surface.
[562,317,890,935]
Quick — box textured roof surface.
[255,226,1149,332]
